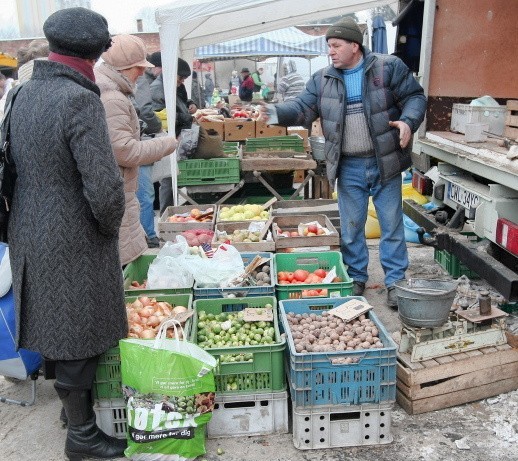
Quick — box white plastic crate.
[450,103,506,136]
[207,391,289,438]
[292,402,393,450]
[93,398,127,439]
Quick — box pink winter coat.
[95,63,176,265]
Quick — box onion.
[129,312,141,323]
[157,302,172,315]
[132,299,143,310]
[139,307,154,318]
[147,315,160,327]
[130,324,144,335]
[172,305,188,315]
[139,296,151,307]
[139,329,155,339]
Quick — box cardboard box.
[224,119,256,141]
[199,120,225,139]
[255,121,287,138]
[287,126,309,148]
[228,94,241,106]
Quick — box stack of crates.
[190,296,289,438]
[244,135,305,154]
[279,297,397,449]
[92,293,193,439]
[176,157,240,187]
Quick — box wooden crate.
[312,174,332,199]
[212,219,275,252]
[199,120,225,139]
[396,344,518,415]
[272,214,339,251]
[158,204,215,242]
[255,121,287,138]
[504,99,518,139]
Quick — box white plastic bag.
[182,244,244,287]
[146,237,194,289]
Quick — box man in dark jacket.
[260,17,426,308]
[239,67,254,102]
[8,7,127,460]
[134,50,163,248]
[151,58,196,213]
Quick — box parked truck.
[394,0,518,301]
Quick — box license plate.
[447,182,480,210]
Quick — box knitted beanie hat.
[148,51,162,67]
[325,17,363,45]
[177,58,191,78]
[43,7,111,60]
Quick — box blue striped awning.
[195,27,327,60]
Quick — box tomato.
[314,269,327,278]
[285,272,294,283]
[320,289,328,296]
[277,271,287,281]
[301,289,309,297]
[278,280,290,285]
[293,269,310,282]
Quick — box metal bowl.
[394,279,458,328]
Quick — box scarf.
[48,52,96,82]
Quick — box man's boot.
[58,389,126,460]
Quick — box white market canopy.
[154,0,393,203]
[194,27,328,61]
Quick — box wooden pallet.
[504,99,518,139]
[396,343,518,415]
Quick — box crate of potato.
[279,297,397,406]
[93,293,193,399]
[213,219,275,252]
[190,296,286,394]
[272,214,339,251]
[158,204,215,243]
[273,251,352,300]
[123,254,193,296]
[193,252,275,299]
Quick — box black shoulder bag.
[0,84,24,242]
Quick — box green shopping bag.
[120,319,217,460]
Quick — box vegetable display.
[126,296,189,339]
[277,269,342,285]
[196,308,276,353]
[284,311,383,357]
[166,207,213,223]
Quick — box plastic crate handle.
[296,257,320,265]
[328,351,367,365]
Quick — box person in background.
[260,17,426,308]
[190,70,204,109]
[133,50,164,248]
[229,69,241,94]
[16,39,50,82]
[95,34,176,266]
[0,72,6,99]
[251,67,264,92]
[203,72,214,108]
[151,58,195,214]
[7,7,127,460]
[239,67,254,103]
[277,60,305,102]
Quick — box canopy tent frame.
[155,0,394,205]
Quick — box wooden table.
[240,156,317,200]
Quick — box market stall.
[154,0,394,204]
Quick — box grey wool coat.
[8,60,128,360]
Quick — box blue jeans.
[336,156,407,287]
[136,165,156,239]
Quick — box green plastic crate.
[190,296,286,394]
[245,135,305,153]
[123,254,193,296]
[434,249,479,279]
[274,251,353,300]
[222,141,240,156]
[93,293,193,399]
[177,158,240,186]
